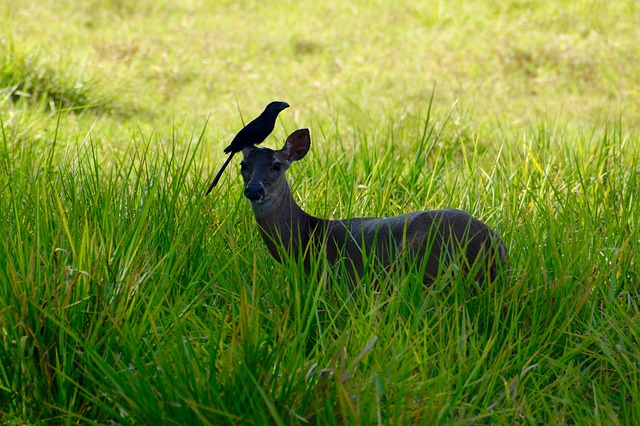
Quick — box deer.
[239,128,506,285]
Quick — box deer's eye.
[272,161,282,171]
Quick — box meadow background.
[1,0,639,424]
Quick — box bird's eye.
[272,161,282,171]
[240,162,248,171]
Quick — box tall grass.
[1,0,638,423]
[1,106,638,423]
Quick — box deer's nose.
[244,184,265,201]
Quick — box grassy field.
[1,0,639,424]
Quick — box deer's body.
[241,129,506,285]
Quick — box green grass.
[1,0,639,424]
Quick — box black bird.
[205,101,290,195]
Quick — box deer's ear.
[241,146,258,158]
[282,128,310,162]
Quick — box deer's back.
[323,209,505,284]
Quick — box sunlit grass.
[1,0,639,141]
[1,105,638,423]
[1,0,639,423]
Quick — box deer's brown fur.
[240,128,506,284]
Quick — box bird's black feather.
[206,101,289,194]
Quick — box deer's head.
[240,129,311,213]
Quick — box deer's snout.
[244,183,266,202]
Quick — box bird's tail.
[205,152,235,195]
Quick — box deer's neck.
[250,184,323,264]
